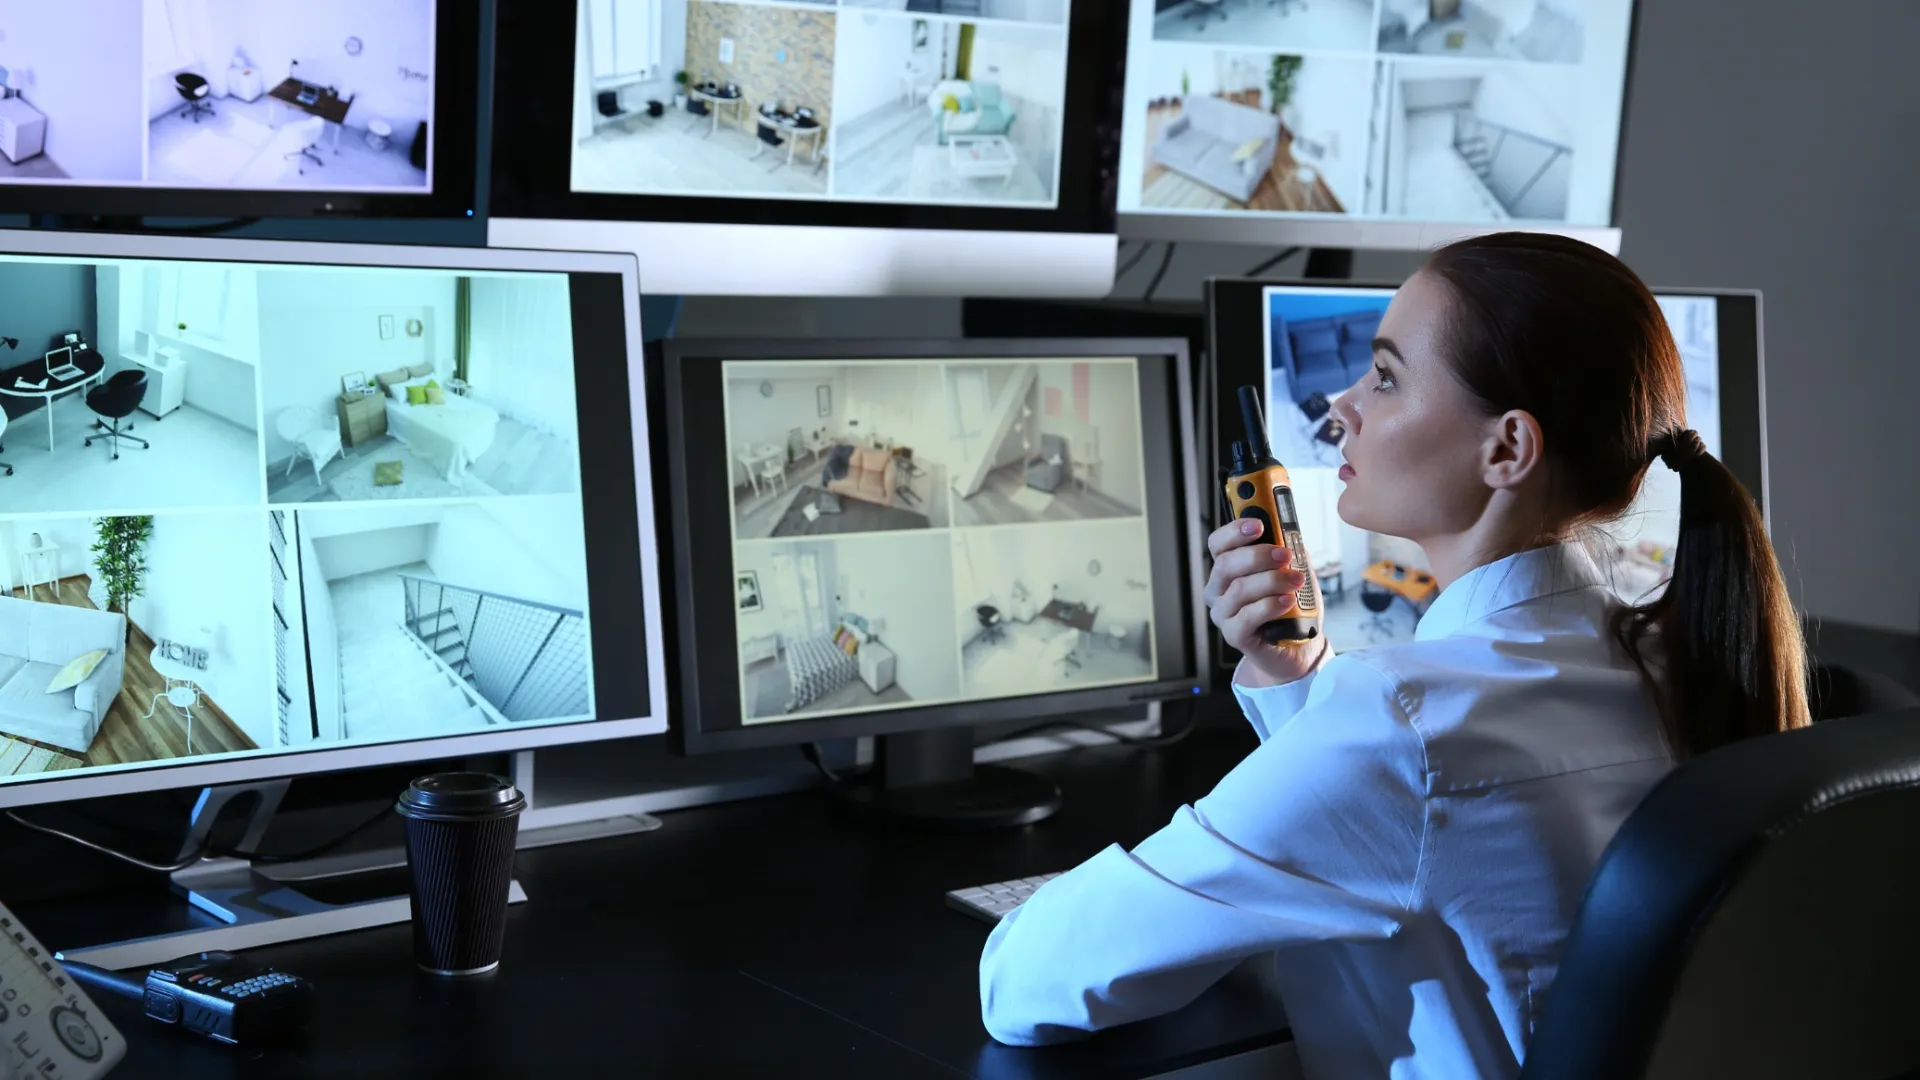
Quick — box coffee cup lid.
[397,773,526,820]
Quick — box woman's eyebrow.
[1373,337,1406,364]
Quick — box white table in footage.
[0,355,107,453]
[949,135,1018,187]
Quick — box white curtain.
[165,0,231,96]
[770,551,828,642]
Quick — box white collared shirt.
[979,542,1675,1079]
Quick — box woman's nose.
[1331,390,1359,431]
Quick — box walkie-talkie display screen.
[1275,487,1299,530]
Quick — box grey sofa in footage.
[0,594,126,755]
[1150,95,1281,204]
[1026,433,1070,492]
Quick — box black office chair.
[1358,585,1396,642]
[174,73,213,122]
[1520,706,1920,1080]
[1810,661,1920,721]
[976,605,1004,644]
[84,370,149,460]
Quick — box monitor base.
[49,779,522,971]
[831,729,1062,829]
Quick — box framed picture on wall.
[379,315,395,339]
[736,571,762,612]
[816,385,831,417]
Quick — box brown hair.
[1422,232,1808,758]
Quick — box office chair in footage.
[284,115,328,174]
[976,605,1005,644]
[84,370,150,460]
[1358,585,1398,642]
[174,73,214,122]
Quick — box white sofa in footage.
[1151,95,1281,204]
[0,595,127,755]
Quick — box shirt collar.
[1414,541,1610,642]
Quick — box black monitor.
[1206,276,1766,662]
[661,337,1210,825]
[0,1,481,221]
[487,1,1121,295]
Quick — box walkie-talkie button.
[1235,480,1255,500]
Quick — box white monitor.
[486,1,1120,296]
[0,229,668,809]
[1117,0,1636,251]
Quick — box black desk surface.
[32,727,1287,1078]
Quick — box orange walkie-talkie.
[1222,385,1319,647]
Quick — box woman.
[977,233,1808,1078]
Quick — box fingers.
[1226,594,1301,647]
[1224,566,1309,611]
[1204,542,1298,608]
[1208,518,1270,558]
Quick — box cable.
[1245,245,1305,278]
[58,961,144,1000]
[1114,240,1154,281]
[1141,241,1179,302]
[4,810,210,873]
[801,742,850,785]
[6,803,397,874]
[985,696,1205,751]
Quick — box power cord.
[4,803,396,874]
[1245,245,1306,278]
[1115,239,1154,281]
[1141,242,1179,302]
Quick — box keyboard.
[945,872,1065,924]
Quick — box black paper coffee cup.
[396,772,527,976]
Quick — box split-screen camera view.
[1261,286,1722,651]
[572,0,1069,207]
[0,0,435,192]
[1136,0,1600,224]
[725,357,1158,723]
[0,256,592,786]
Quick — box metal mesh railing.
[400,574,590,722]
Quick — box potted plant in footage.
[673,70,689,109]
[91,515,153,636]
[1268,55,1303,129]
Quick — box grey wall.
[680,0,1919,633]
[0,262,97,416]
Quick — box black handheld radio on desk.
[1221,385,1320,647]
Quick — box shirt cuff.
[1230,651,1329,741]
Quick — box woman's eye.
[1373,364,1395,390]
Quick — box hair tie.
[1650,429,1708,472]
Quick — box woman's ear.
[1482,409,1546,490]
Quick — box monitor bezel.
[488,0,1119,238]
[1114,0,1647,252]
[0,0,482,220]
[0,229,669,809]
[662,336,1213,756]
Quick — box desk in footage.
[31,728,1291,1078]
[0,350,106,451]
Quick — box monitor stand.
[1303,248,1355,280]
[832,728,1061,829]
[53,779,526,971]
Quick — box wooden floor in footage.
[0,575,255,777]
[1140,95,1345,214]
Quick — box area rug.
[770,485,926,536]
[327,446,500,502]
[1010,487,1056,515]
[906,144,1051,204]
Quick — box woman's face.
[1329,271,1498,542]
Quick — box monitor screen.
[0,0,479,218]
[1118,0,1637,235]
[663,339,1209,754]
[571,0,1072,211]
[0,237,665,805]
[1209,279,1763,655]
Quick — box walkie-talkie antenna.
[1231,386,1277,475]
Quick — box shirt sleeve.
[978,654,1428,1047]
[1230,642,1333,742]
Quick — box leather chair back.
[87,369,147,421]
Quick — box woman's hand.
[1204,519,1328,688]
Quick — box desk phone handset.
[1221,385,1320,647]
[0,902,127,1080]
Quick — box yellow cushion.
[407,384,429,405]
[1229,136,1267,163]
[426,378,439,388]
[941,94,960,112]
[424,385,446,405]
[46,649,107,694]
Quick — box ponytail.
[1616,429,1809,759]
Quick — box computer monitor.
[661,337,1210,824]
[0,229,668,813]
[0,1,481,220]
[1117,1,1639,252]
[1206,276,1765,656]
[486,2,1120,296]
